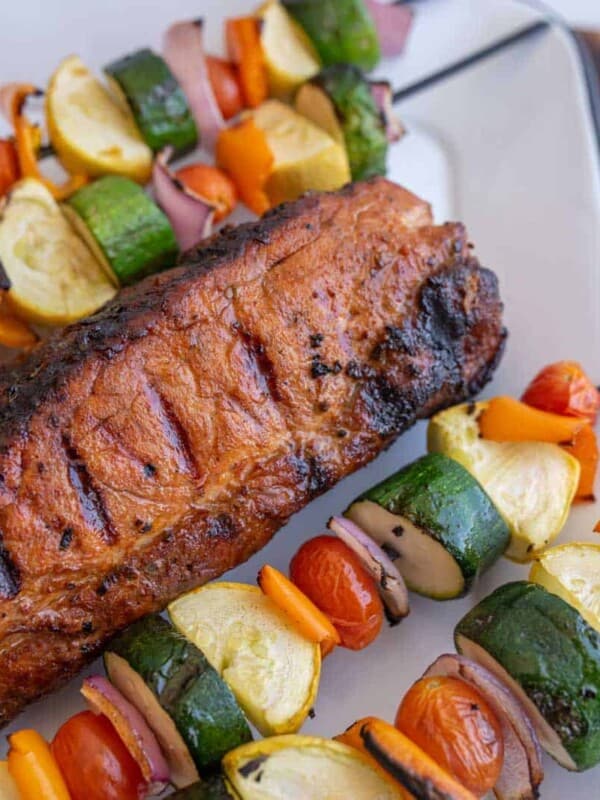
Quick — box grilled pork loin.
[0,179,505,725]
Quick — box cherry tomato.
[289,535,384,650]
[206,55,244,120]
[175,163,238,222]
[51,711,146,800]
[522,361,600,423]
[395,676,503,797]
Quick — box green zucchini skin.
[67,175,178,285]
[455,581,600,771]
[309,65,388,180]
[357,453,509,593]
[170,776,233,799]
[105,48,197,155]
[107,615,252,772]
[283,0,380,71]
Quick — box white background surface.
[1,2,600,799]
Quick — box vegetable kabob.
[0,0,410,345]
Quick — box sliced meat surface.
[0,178,506,725]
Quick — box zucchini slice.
[169,582,321,737]
[295,65,388,180]
[105,48,197,155]
[250,99,351,206]
[64,175,178,285]
[345,453,509,599]
[530,542,600,633]
[0,178,116,325]
[170,777,234,799]
[339,717,476,800]
[282,0,380,71]
[455,581,600,772]
[223,735,404,799]
[46,55,153,184]
[105,615,252,787]
[257,0,321,99]
[427,401,580,562]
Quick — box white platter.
[1,1,600,798]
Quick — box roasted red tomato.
[395,676,503,797]
[289,535,384,650]
[51,711,147,800]
[522,361,600,422]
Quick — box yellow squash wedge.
[530,542,600,632]
[223,735,405,799]
[47,55,153,184]
[427,401,580,562]
[0,179,116,325]
[169,582,321,737]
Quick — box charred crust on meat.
[372,325,418,360]
[309,333,323,348]
[59,527,74,551]
[0,536,20,599]
[143,463,157,478]
[346,360,376,380]
[237,329,282,402]
[81,621,93,634]
[206,513,238,541]
[134,518,153,534]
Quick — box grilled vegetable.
[105,49,197,155]
[216,118,273,214]
[65,175,178,285]
[257,564,341,656]
[51,711,147,800]
[223,735,404,799]
[175,163,237,223]
[396,676,504,797]
[7,729,71,800]
[0,140,19,198]
[81,676,170,793]
[257,0,321,98]
[427,401,580,561]
[105,614,251,787]
[0,762,19,800]
[455,581,600,771]
[290,535,384,650]
[169,582,321,737]
[226,17,269,108]
[47,56,152,184]
[295,65,388,180]
[0,295,38,349]
[251,99,351,206]
[424,653,544,800]
[339,717,477,800]
[170,777,234,799]
[0,178,116,324]
[283,0,380,70]
[530,542,600,633]
[522,361,600,422]
[206,56,244,120]
[346,453,509,599]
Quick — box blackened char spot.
[145,383,201,479]
[206,513,238,541]
[372,325,418,360]
[360,376,419,438]
[62,436,117,544]
[294,455,333,498]
[238,755,269,779]
[59,527,74,550]
[237,329,282,402]
[381,542,400,561]
[0,534,20,598]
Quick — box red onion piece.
[424,654,544,800]
[366,1,413,58]
[163,20,225,152]
[82,675,170,794]
[370,80,404,143]
[153,148,215,252]
[328,515,409,624]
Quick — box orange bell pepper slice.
[338,717,476,800]
[522,360,600,423]
[0,139,20,198]
[258,564,341,656]
[216,118,273,215]
[226,17,268,109]
[7,83,87,200]
[0,304,38,349]
[8,729,71,800]
[479,395,598,500]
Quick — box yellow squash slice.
[530,542,600,632]
[256,0,321,98]
[427,401,580,562]
[169,582,321,737]
[47,55,153,184]
[0,179,116,324]
[251,100,350,206]
[223,735,405,799]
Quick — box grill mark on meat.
[235,326,282,402]
[0,535,20,598]
[62,436,117,544]
[144,382,200,480]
